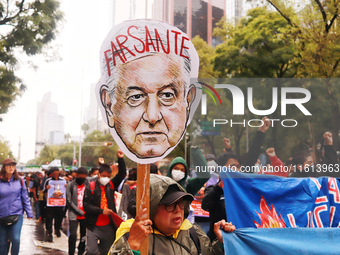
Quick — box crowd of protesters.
[0,117,339,255]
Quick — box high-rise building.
[226,0,243,23]
[35,92,65,158]
[153,0,225,46]
[83,83,108,135]
[83,83,109,134]
[111,0,137,26]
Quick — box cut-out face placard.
[96,19,201,163]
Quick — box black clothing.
[202,183,226,241]
[83,158,126,231]
[69,219,86,255]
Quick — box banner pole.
[136,163,150,255]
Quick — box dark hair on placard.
[0,165,20,181]
[77,167,88,176]
[99,164,112,174]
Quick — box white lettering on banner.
[287,214,297,228]
[330,206,336,226]
[329,178,340,203]
[314,205,328,228]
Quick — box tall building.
[111,0,137,26]
[83,83,108,135]
[35,92,65,158]
[153,0,225,46]
[226,0,243,23]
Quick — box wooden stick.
[137,163,150,255]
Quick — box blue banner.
[220,170,340,228]
[222,228,340,255]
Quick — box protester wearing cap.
[108,174,235,255]
[0,158,33,255]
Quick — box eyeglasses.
[5,164,16,167]
[164,199,189,212]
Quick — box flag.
[222,228,340,255]
[220,170,340,254]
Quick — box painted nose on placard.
[142,95,162,125]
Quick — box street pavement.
[16,216,69,255]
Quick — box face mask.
[207,160,218,172]
[92,174,98,178]
[99,176,110,186]
[76,178,86,185]
[171,170,185,182]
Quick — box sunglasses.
[164,199,189,212]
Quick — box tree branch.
[0,0,25,25]
[267,0,296,28]
[314,0,327,28]
[326,9,339,32]
[330,58,340,77]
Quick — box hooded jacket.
[167,146,210,196]
[108,174,224,255]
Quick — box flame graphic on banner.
[253,195,286,228]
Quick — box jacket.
[83,158,126,230]
[166,147,210,196]
[66,179,88,221]
[108,174,224,255]
[0,176,33,218]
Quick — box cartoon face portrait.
[96,19,201,163]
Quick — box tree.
[214,7,297,78]
[262,0,340,150]
[81,124,89,136]
[191,36,219,78]
[0,0,63,118]
[0,136,14,162]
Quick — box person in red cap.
[0,158,33,255]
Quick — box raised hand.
[323,131,333,145]
[266,147,276,158]
[223,138,231,149]
[117,149,124,159]
[258,116,271,133]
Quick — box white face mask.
[171,170,185,182]
[99,176,110,186]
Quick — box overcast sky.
[0,0,153,163]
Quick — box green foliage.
[262,0,340,150]
[191,36,219,78]
[34,130,138,168]
[214,7,298,78]
[0,0,63,117]
[0,136,14,162]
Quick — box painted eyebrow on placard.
[126,86,146,94]
[158,84,179,97]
